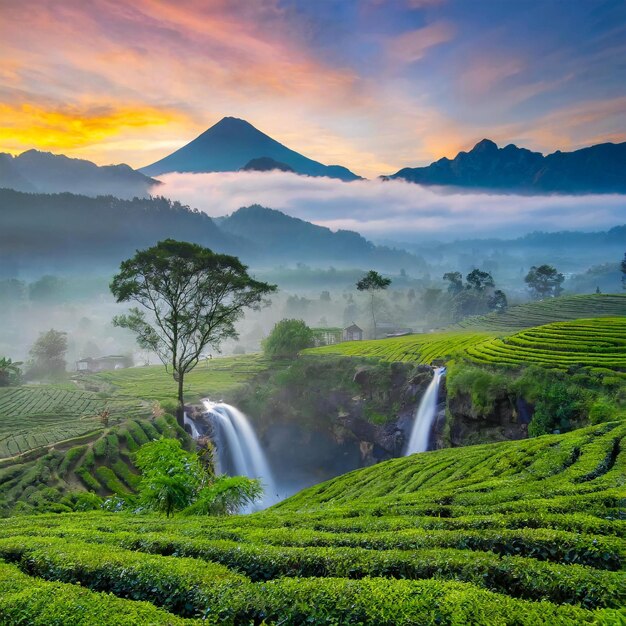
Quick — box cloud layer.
[158,171,626,240]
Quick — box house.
[312,327,343,347]
[343,323,363,341]
[76,355,132,373]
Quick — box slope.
[0,421,624,624]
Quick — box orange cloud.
[0,103,190,156]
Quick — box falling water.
[201,400,279,508]
[404,367,446,455]
[183,413,201,439]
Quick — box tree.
[263,319,314,359]
[465,269,495,292]
[0,357,22,387]
[29,329,67,376]
[110,240,276,423]
[621,252,626,290]
[488,289,508,313]
[356,270,391,338]
[443,271,463,295]
[524,265,564,299]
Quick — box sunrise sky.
[1,0,625,178]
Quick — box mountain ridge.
[0,150,158,199]
[388,139,626,193]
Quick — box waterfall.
[183,413,201,439]
[201,400,279,508]
[404,367,446,455]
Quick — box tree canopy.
[28,329,67,378]
[110,239,276,421]
[263,319,314,359]
[524,265,564,299]
[356,270,392,337]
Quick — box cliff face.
[442,390,533,447]
[221,357,433,477]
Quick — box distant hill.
[218,204,425,269]
[140,117,360,181]
[389,139,626,194]
[0,191,423,276]
[0,189,240,276]
[0,150,158,199]
[241,157,294,173]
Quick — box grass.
[87,354,272,405]
[0,421,624,624]
[466,317,626,373]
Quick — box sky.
[1,0,625,178]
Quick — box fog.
[156,170,626,240]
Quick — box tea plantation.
[305,331,494,364]
[466,317,626,374]
[0,384,145,459]
[0,421,624,624]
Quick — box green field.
[0,355,270,461]
[304,330,495,364]
[88,354,272,405]
[456,293,626,332]
[466,317,626,373]
[0,421,624,624]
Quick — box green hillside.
[456,293,626,332]
[466,317,626,374]
[0,421,624,624]
[304,330,494,363]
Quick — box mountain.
[140,117,360,181]
[388,139,626,193]
[241,156,294,173]
[0,189,241,276]
[0,150,158,199]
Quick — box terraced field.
[456,293,626,332]
[304,331,494,364]
[0,415,189,516]
[466,317,626,373]
[0,421,624,624]
[0,385,144,459]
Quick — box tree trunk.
[176,373,185,427]
[370,293,376,339]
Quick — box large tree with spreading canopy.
[110,239,276,423]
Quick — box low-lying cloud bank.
[157,171,626,240]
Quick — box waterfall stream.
[193,400,279,508]
[404,367,446,455]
